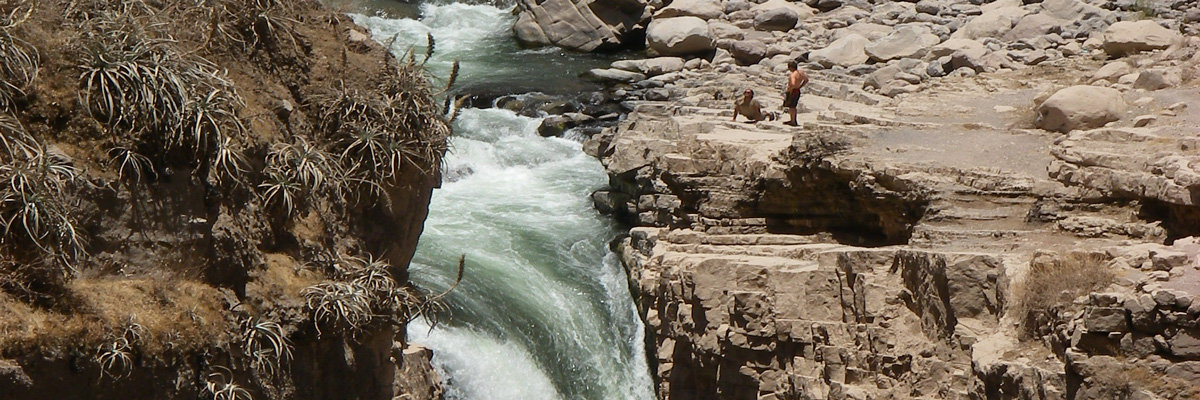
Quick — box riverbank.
[552,0,1200,398]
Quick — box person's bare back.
[783,61,808,126]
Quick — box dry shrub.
[1016,251,1114,333]
[1085,361,1200,399]
[0,276,232,355]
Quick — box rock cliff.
[576,0,1200,398]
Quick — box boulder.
[948,44,995,72]
[930,38,986,58]
[655,0,724,20]
[1133,69,1182,91]
[1036,85,1127,133]
[864,64,902,90]
[865,26,942,62]
[750,0,815,31]
[646,16,716,56]
[612,57,687,76]
[835,21,892,41]
[810,33,869,67]
[1090,61,1130,83]
[730,40,768,65]
[1004,13,1063,41]
[753,8,798,31]
[585,68,647,83]
[951,7,1029,40]
[915,0,943,15]
[538,113,593,137]
[1102,20,1182,57]
[514,0,649,52]
[1040,0,1108,22]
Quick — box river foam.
[349,3,654,397]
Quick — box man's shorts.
[784,89,801,108]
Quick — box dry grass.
[1086,360,1200,399]
[1015,251,1114,332]
[0,276,232,356]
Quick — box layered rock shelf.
[569,0,1200,398]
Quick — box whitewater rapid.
[350,3,656,399]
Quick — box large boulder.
[1133,69,1182,91]
[655,0,724,20]
[646,16,716,55]
[730,40,768,65]
[514,0,649,52]
[1102,20,1182,57]
[930,38,986,58]
[1004,13,1063,41]
[810,33,869,67]
[750,0,814,31]
[951,7,1029,40]
[865,26,942,62]
[1036,85,1127,133]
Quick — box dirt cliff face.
[0,1,447,399]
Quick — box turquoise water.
[348,2,656,399]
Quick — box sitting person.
[732,89,776,122]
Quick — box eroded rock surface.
[582,4,1200,397]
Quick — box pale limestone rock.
[647,16,716,56]
[810,33,869,67]
[513,0,648,51]
[655,0,724,20]
[1036,85,1127,133]
[1103,20,1183,57]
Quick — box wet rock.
[538,113,593,137]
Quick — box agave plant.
[240,317,292,377]
[0,8,36,109]
[0,143,85,263]
[96,318,145,380]
[202,366,253,400]
[301,280,372,337]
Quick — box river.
[347,2,657,399]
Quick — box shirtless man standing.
[783,61,808,126]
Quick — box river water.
[347,2,656,399]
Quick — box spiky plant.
[96,317,145,380]
[107,144,156,185]
[301,280,372,337]
[240,317,292,377]
[202,366,253,400]
[0,141,85,264]
[0,112,34,159]
[0,3,36,109]
[257,171,301,216]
